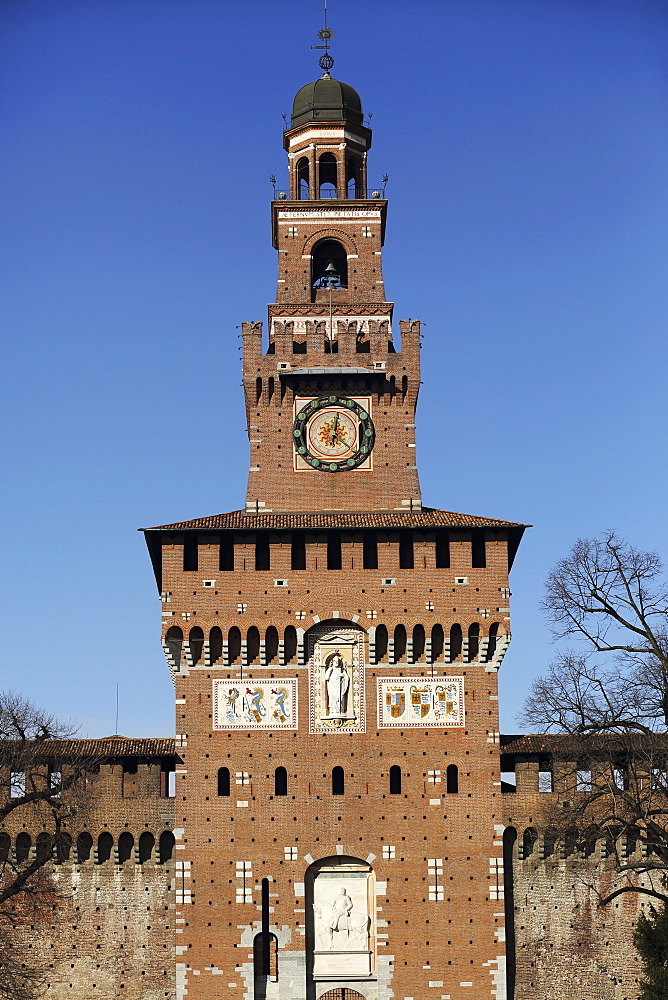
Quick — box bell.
[324,261,340,287]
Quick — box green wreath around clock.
[293,394,376,473]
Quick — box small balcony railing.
[272,187,387,202]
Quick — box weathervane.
[311,0,334,77]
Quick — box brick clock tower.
[144,40,526,1000]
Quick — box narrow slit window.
[183,534,198,571]
[218,766,230,796]
[255,534,270,571]
[274,767,288,796]
[327,532,342,570]
[332,766,345,795]
[399,531,414,569]
[389,765,402,794]
[291,532,306,570]
[471,530,486,568]
[446,764,459,794]
[435,530,450,568]
[219,534,234,571]
[363,531,378,569]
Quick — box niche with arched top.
[96,832,113,864]
[311,239,348,292]
[138,831,155,864]
[389,764,402,794]
[118,831,134,865]
[306,854,375,981]
[165,626,183,669]
[15,832,31,864]
[159,830,175,864]
[189,626,204,665]
[449,624,462,661]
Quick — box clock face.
[293,395,375,472]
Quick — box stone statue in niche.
[313,886,370,951]
[325,651,350,718]
[308,625,366,734]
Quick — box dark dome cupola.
[291,76,364,128]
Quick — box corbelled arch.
[303,227,358,257]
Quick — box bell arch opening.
[311,239,348,292]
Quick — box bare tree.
[521,531,668,905]
[0,692,95,999]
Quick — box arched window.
[266,626,279,664]
[255,376,263,403]
[36,832,52,863]
[412,624,425,662]
[522,827,537,858]
[247,626,260,665]
[374,624,388,663]
[118,831,134,865]
[431,624,444,661]
[296,156,309,200]
[332,766,345,795]
[209,626,223,666]
[312,239,348,289]
[96,832,113,864]
[487,622,499,660]
[138,831,155,864]
[158,831,175,864]
[389,765,402,794]
[450,624,462,661]
[318,152,338,198]
[284,625,297,664]
[393,624,407,662]
[76,832,92,863]
[274,766,288,796]
[189,626,204,665]
[467,623,479,661]
[228,626,241,665]
[446,764,459,794]
[346,155,361,198]
[165,625,183,668]
[15,832,31,864]
[218,767,230,797]
[401,375,408,398]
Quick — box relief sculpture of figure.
[313,886,370,951]
[325,651,350,717]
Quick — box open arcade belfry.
[143,38,526,1000]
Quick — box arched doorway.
[319,991,367,1000]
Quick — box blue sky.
[2,0,667,736]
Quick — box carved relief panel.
[307,857,375,980]
[308,624,366,734]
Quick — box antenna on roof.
[311,0,335,77]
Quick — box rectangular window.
[183,534,198,572]
[435,530,450,568]
[219,534,234,571]
[538,769,553,793]
[382,845,396,859]
[471,530,486,568]
[160,763,175,798]
[10,772,25,798]
[399,531,414,569]
[500,771,517,793]
[613,768,626,791]
[284,846,298,860]
[49,770,62,799]
[363,532,378,569]
[327,532,342,570]
[291,533,306,570]
[255,534,270,571]
[576,769,592,792]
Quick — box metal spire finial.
[311,0,335,77]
